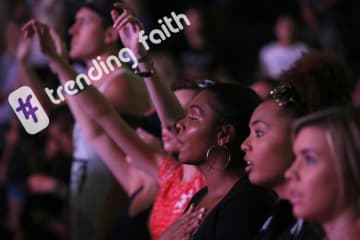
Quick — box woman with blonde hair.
[286,106,360,240]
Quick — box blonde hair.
[293,107,360,218]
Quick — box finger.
[186,208,205,222]
[22,19,37,31]
[113,2,134,15]
[113,17,132,32]
[111,8,129,24]
[110,9,120,21]
[136,128,151,139]
[112,10,131,29]
[23,21,37,39]
[33,22,47,39]
[185,204,194,214]
[114,16,143,32]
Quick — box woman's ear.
[104,27,119,45]
[217,124,236,146]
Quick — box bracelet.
[134,68,155,78]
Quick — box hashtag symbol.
[15,94,39,123]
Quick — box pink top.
[149,156,206,240]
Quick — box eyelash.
[255,130,264,138]
[304,155,317,165]
[189,114,200,120]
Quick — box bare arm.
[15,37,54,111]
[22,20,162,180]
[112,3,185,129]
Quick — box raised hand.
[111,3,147,57]
[22,20,68,64]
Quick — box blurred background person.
[258,15,309,79]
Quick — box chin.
[69,50,86,61]
[68,51,78,60]
[292,205,314,220]
[248,172,262,185]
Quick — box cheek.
[79,27,104,46]
[250,154,290,187]
[251,141,292,182]
[164,139,180,153]
[180,126,216,163]
[296,172,340,221]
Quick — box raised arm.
[21,20,162,180]
[112,3,185,129]
[15,36,56,111]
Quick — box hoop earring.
[206,144,231,170]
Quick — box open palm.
[111,3,147,57]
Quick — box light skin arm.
[15,37,55,111]
[111,3,185,129]
[22,19,161,180]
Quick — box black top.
[255,199,324,240]
[188,177,276,240]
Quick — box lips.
[244,159,253,173]
[162,135,171,143]
[289,190,303,205]
[70,38,78,48]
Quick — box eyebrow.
[299,149,318,156]
[251,120,269,127]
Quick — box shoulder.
[260,43,279,56]
[102,68,150,114]
[215,179,276,229]
[103,69,136,91]
[158,156,181,184]
[221,178,276,209]
[195,179,275,239]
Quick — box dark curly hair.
[278,52,352,116]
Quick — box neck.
[273,178,289,199]
[279,40,293,47]
[323,208,360,240]
[182,164,200,183]
[198,163,239,197]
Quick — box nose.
[285,160,299,181]
[68,22,78,36]
[175,118,185,135]
[240,136,251,153]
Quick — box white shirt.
[259,42,309,79]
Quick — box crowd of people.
[0,0,359,240]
